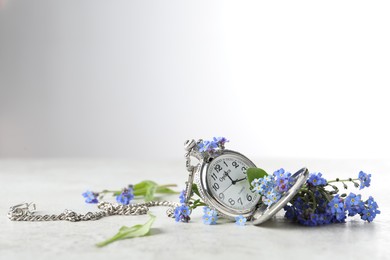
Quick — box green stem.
[318,187,332,202]
[133,185,178,196]
[100,190,121,194]
[300,188,317,210]
[190,202,207,210]
[327,178,359,184]
[159,184,177,188]
[96,233,125,247]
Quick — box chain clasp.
[8,202,36,219]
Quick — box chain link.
[8,201,180,222]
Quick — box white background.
[1,0,389,161]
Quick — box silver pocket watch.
[183,139,309,225]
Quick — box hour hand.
[224,171,235,184]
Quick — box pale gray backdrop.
[1,0,389,161]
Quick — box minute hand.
[234,177,247,183]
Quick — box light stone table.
[0,159,389,260]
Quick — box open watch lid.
[252,167,309,225]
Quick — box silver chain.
[8,139,212,222]
[182,139,225,204]
[183,139,200,203]
[8,201,180,222]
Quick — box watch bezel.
[195,149,260,220]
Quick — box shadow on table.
[255,216,377,231]
[148,228,164,236]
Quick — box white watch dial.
[206,154,258,211]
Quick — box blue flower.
[273,168,286,179]
[264,175,274,183]
[345,193,363,216]
[334,211,347,222]
[213,137,229,146]
[301,214,318,226]
[276,176,292,192]
[307,173,327,186]
[367,196,380,212]
[262,196,272,206]
[203,206,217,216]
[296,212,334,226]
[328,195,344,214]
[299,213,321,226]
[253,174,286,207]
[82,190,99,204]
[259,183,270,194]
[251,178,259,187]
[202,207,218,224]
[179,190,186,203]
[358,171,371,190]
[174,204,191,223]
[284,205,296,220]
[268,190,281,204]
[345,193,361,207]
[252,176,274,195]
[198,140,211,152]
[361,208,375,222]
[273,168,292,180]
[286,194,337,226]
[284,171,379,226]
[292,197,307,213]
[252,185,262,193]
[272,168,293,192]
[261,176,275,191]
[315,213,332,226]
[235,215,247,226]
[291,188,338,226]
[203,207,218,217]
[360,196,380,223]
[198,140,218,153]
[203,214,218,225]
[116,188,134,205]
[198,137,228,153]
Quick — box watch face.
[206,153,259,212]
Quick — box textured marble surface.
[0,159,389,260]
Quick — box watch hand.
[220,183,233,194]
[234,177,247,183]
[224,171,236,185]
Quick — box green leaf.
[155,186,178,194]
[247,168,268,188]
[192,184,201,197]
[189,198,207,210]
[145,184,157,201]
[133,180,158,200]
[134,180,157,191]
[113,191,121,196]
[96,213,156,247]
[111,181,178,200]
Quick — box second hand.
[220,182,233,194]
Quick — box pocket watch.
[183,139,259,220]
[183,138,309,223]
